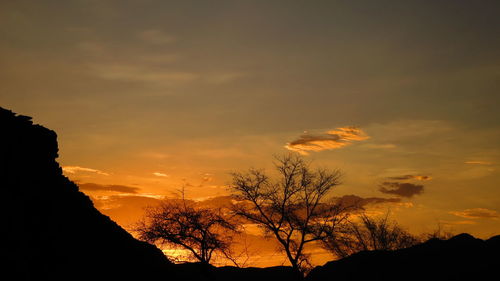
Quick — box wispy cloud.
[450,208,499,219]
[77,41,181,63]
[285,127,369,155]
[204,72,246,84]
[140,152,171,159]
[386,175,432,181]
[379,182,424,198]
[361,143,396,149]
[88,63,245,86]
[62,166,109,176]
[78,34,245,87]
[89,63,198,84]
[79,182,139,193]
[202,173,213,182]
[464,161,493,165]
[92,194,165,212]
[138,29,176,45]
[153,172,169,177]
[439,220,477,225]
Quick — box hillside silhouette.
[0,107,172,280]
[307,233,500,281]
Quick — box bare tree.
[322,213,419,259]
[134,198,237,265]
[230,154,350,277]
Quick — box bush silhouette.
[321,213,419,258]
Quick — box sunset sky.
[1,0,499,267]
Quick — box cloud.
[89,63,198,84]
[440,220,477,225]
[449,208,499,219]
[79,183,140,194]
[135,53,181,64]
[192,194,401,212]
[200,173,213,183]
[76,41,105,54]
[361,143,396,149]
[335,194,401,209]
[180,174,219,189]
[140,152,171,159]
[62,166,109,176]
[204,72,246,84]
[285,127,369,155]
[78,39,244,87]
[386,175,432,181]
[90,63,245,85]
[153,172,169,177]
[138,29,176,44]
[379,182,424,198]
[464,161,493,165]
[91,194,164,225]
[196,195,234,209]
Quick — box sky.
[1,0,500,267]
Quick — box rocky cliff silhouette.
[0,107,172,280]
[307,233,500,281]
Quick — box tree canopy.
[135,199,236,264]
[230,154,351,276]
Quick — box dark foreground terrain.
[1,106,498,281]
[307,233,500,281]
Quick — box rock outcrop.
[0,107,173,280]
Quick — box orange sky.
[1,0,499,267]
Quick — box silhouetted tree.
[230,154,350,277]
[322,213,419,258]
[135,198,237,265]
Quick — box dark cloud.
[197,194,401,211]
[79,183,140,194]
[197,196,234,209]
[387,175,432,181]
[285,127,369,155]
[92,195,163,226]
[335,194,401,209]
[379,182,424,198]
